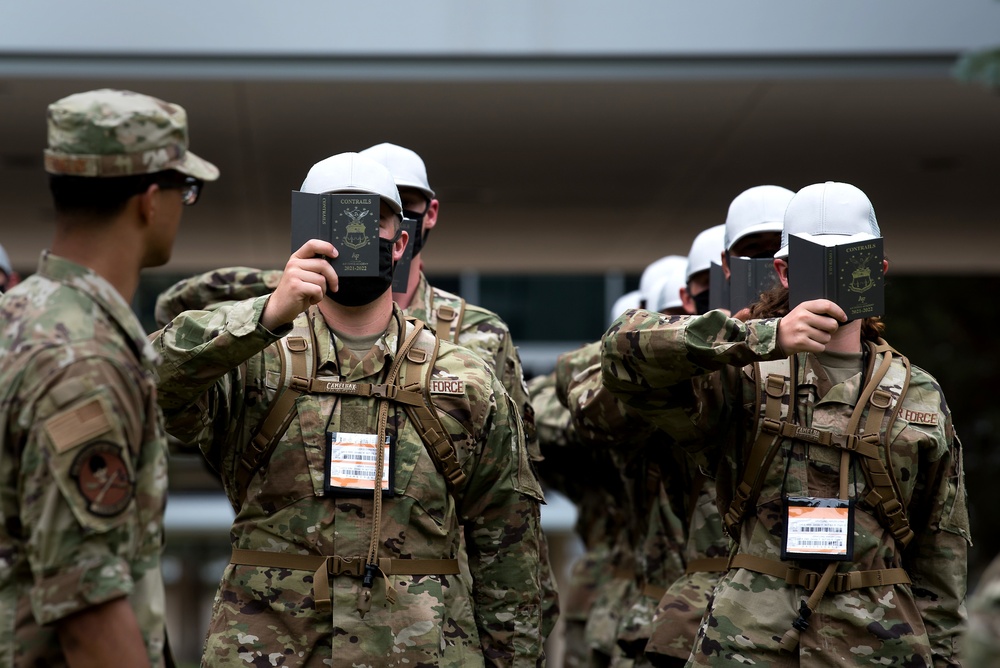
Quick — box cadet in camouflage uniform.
[560,343,687,668]
[153,152,545,667]
[644,191,792,666]
[529,357,633,668]
[152,142,560,640]
[0,89,218,666]
[553,256,695,668]
[602,182,970,667]
[359,142,558,638]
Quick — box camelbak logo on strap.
[320,381,358,393]
[795,426,823,443]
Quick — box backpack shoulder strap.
[401,320,467,493]
[854,342,914,548]
[431,291,466,344]
[233,311,315,508]
[724,358,791,539]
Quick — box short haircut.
[49,169,186,219]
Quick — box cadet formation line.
[0,88,996,667]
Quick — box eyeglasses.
[159,176,204,206]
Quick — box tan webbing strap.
[434,304,459,342]
[235,325,313,504]
[780,348,893,652]
[685,557,730,574]
[642,583,667,600]
[401,329,467,493]
[724,370,789,538]
[856,346,914,548]
[230,548,460,610]
[298,377,424,406]
[359,317,426,617]
[730,554,910,593]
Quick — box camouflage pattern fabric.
[406,272,559,638]
[602,308,971,667]
[153,266,281,329]
[560,345,689,666]
[0,252,168,666]
[153,301,545,666]
[530,369,630,668]
[644,460,728,664]
[963,552,1000,667]
[44,88,218,180]
[152,266,559,639]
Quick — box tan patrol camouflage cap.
[44,88,219,181]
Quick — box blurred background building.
[3,1,999,664]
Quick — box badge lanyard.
[359,312,422,617]
[779,341,891,650]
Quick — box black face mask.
[327,235,396,307]
[693,290,711,315]
[402,209,430,256]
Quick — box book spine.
[826,247,837,304]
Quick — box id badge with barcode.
[324,431,395,497]
[781,496,854,561]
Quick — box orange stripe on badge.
[44,397,112,453]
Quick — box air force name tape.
[430,379,465,395]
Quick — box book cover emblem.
[342,208,373,250]
[846,253,876,294]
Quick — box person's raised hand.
[776,299,847,355]
[261,239,338,331]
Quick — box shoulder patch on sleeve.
[900,408,939,426]
[44,396,113,453]
[49,377,92,409]
[70,442,134,517]
[430,378,465,395]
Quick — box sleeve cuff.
[30,554,133,625]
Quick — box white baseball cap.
[300,152,402,214]
[651,257,687,312]
[359,142,435,200]
[640,255,685,306]
[0,244,11,277]
[686,224,726,281]
[609,289,642,326]
[724,185,795,251]
[776,181,880,258]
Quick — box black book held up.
[788,234,884,321]
[708,262,730,311]
[728,256,780,313]
[291,191,380,277]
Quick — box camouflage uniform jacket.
[153,266,558,637]
[602,308,971,667]
[405,271,538,461]
[0,252,168,666]
[560,343,690,661]
[565,358,731,663]
[153,299,545,667]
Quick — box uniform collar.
[313,304,408,382]
[37,250,158,369]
